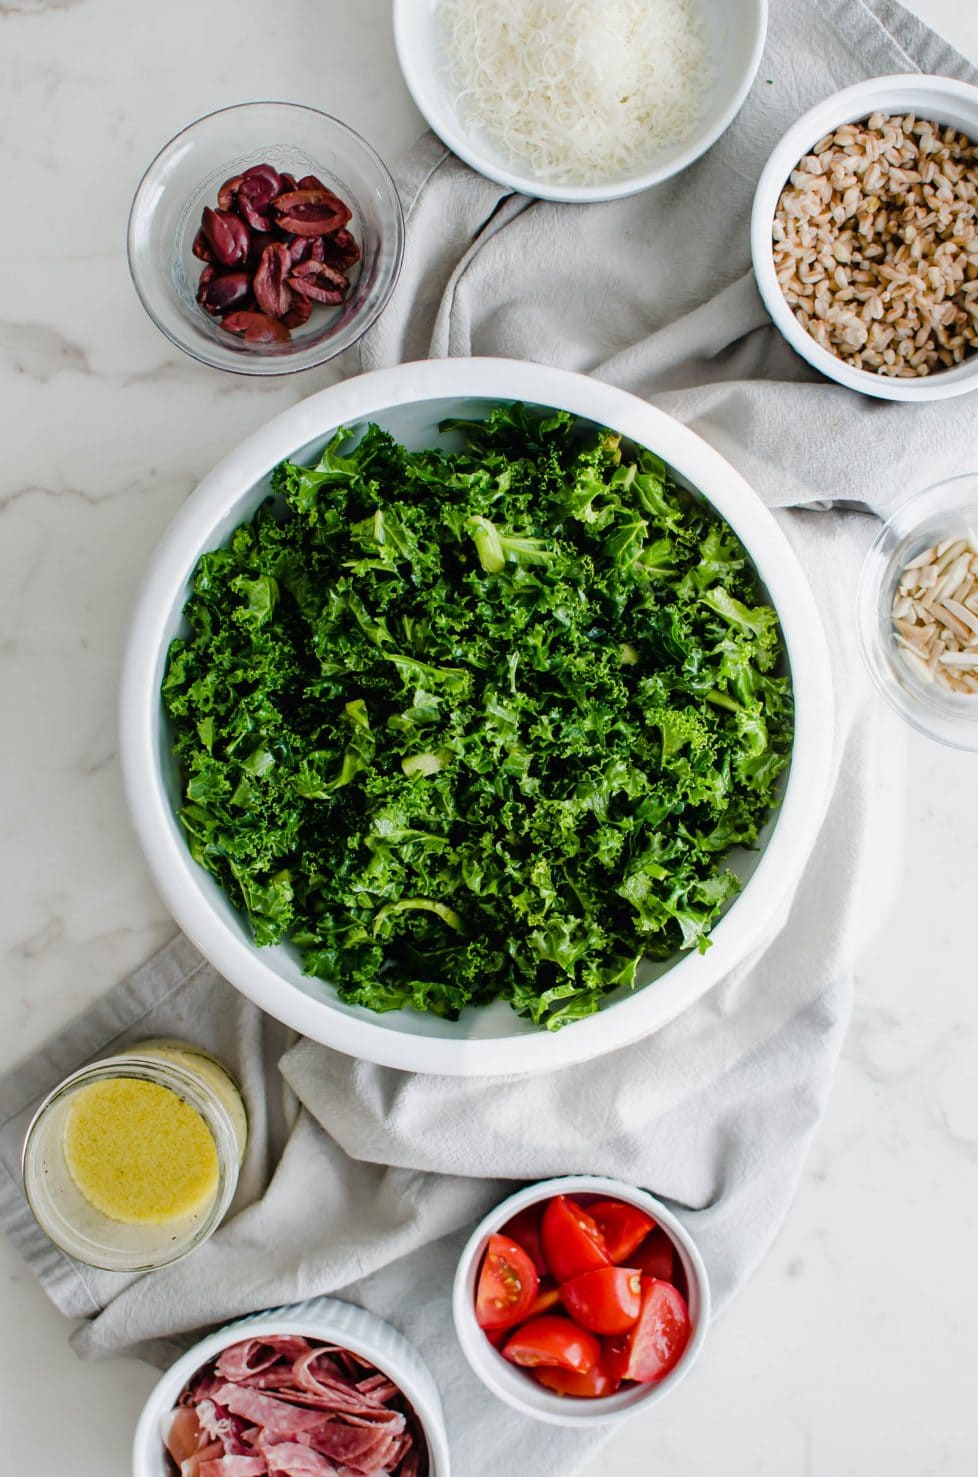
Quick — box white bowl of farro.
[751,74,978,402]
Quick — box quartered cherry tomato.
[502,1315,601,1374]
[500,1204,548,1277]
[541,1196,611,1282]
[475,1234,540,1331]
[589,1200,656,1264]
[560,1266,643,1335]
[604,1277,691,1384]
[526,1277,561,1318]
[534,1359,620,1398]
[631,1227,677,1283]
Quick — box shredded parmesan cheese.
[439,0,714,185]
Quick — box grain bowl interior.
[773,111,978,378]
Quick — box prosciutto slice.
[262,1442,347,1476]
[212,1385,329,1438]
[217,1339,313,1384]
[301,1419,402,1474]
[199,1460,269,1477]
[196,1398,253,1456]
[164,1335,426,1477]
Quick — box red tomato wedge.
[500,1205,547,1276]
[502,1316,600,1374]
[541,1196,611,1282]
[526,1277,561,1318]
[534,1360,620,1398]
[589,1200,656,1264]
[475,1234,540,1331]
[608,1277,691,1384]
[560,1266,643,1335]
[631,1227,677,1283]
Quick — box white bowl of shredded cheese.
[394,0,768,202]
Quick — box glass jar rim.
[22,1051,241,1271]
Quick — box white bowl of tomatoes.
[452,1175,710,1426]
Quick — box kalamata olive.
[192,228,215,262]
[322,228,360,270]
[217,174,244,211]
[273,187,351,237]
[288,259,348,304]
[237,168,281,232]
[199,270,251,315]
[281,296,313,330]
[193,161,357,346]
[236,194,274,233]
[273,187,329,211]
[278,207,348,236]
[221,310,290,343]
[287,234,325,266]
[241,163,283,196]
[224,212,251,257]
[253,242,293,319]
[201,206,249,266]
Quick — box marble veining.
[2,1,977,1473]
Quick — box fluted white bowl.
[132,1296,450,1477]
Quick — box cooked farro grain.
[773,113,978,377]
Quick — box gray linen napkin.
[2,3,976,1475]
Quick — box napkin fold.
[2,3,976,1476]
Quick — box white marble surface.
[2,0,977,1471]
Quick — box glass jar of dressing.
[22,1039,247,1272]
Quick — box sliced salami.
[165,1335,427,1477]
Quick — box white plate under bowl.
[119,358,834,1077]
[751,74,978,402]
[131,1297,450,1477]
[394,0,768,203]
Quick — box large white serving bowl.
[394,0,768,203]
[119,358,834,1077]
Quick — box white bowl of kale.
[120,359,834,1076]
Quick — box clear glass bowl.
[127,102,404,376]
[22,1044,245,1271]
[857,475,978,750]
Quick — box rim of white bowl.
[451,1176,711,1426]
[751,73,978,402]
[393,0,769,203]
[131,1298,451,1477]
[118,357,835,1078]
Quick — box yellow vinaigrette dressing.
[22,1039,247,1270]
[63,1077,221,1225]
